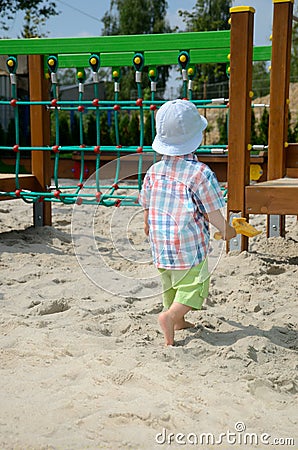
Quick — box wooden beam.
[227,6,255,251]
[228,7,254,212]
[246,178,298,215]
[0,174,40,194]
[286,143,298,170]
[28,55,52,226]
[268,0,293,180]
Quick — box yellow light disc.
[113,70,119,77]
[149,69,155,76]
[77,71,83,78]
[48,58,55,66]
[188,68,194,75]
[249,91,254,98]
[7,59,14,67]
[180,54,187,63]
[227,66,231,73]
[247,144,252,151]
[90,57,97,65]
[134,57,141,64]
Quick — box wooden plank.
[286,168,298,178]
[0,174,40,193]
[28,55,52,225]
[227,9,254,213]
[286,143,298,169]
[267,1,293,179]
[246,179,298,214]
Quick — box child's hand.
[214,225,236,241]
[144,223,149,236]
[223,225,237,241]
[144,209,149,236]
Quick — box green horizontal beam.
[55,47,231,68]
[253,45,272,61]
[51,46,269,70]
[0,30,230,56]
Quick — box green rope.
[0,58,234,207]
[11,82,21,191]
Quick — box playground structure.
[228,0,298,251]
[0,0,297,252]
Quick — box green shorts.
[158,259,210,310]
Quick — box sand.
[0,193,297,449]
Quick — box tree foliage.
[0,0,58,37]
[179,0,231,33]
[101,0,172,100]
[178,0,232,99]
[102,0,171,36]
[252,61,270,98]
[291,8,298,80]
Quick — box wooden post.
[28,55,52,226]
[227,6,255,251]
[267,0,293,237]
[268,0,293,179]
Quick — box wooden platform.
[246,178,298,215]
[0,174,41,201]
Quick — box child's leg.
[174,316,194,331]
[159,302,192,346]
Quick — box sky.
[4,0,274,47]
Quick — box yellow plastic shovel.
[214,217,262,240]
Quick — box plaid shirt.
[139,154,225,269]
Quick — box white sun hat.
[152,99,208,156]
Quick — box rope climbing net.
[0,31,271,208]
[0,52,231,206]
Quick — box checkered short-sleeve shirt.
[138,154,225,269]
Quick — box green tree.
[250,109,258,145]
[0,1,59,37]
[257,107,269,145]
[217,112,228,144]
[0,122,5,145]
[101,0,172,99]
[252,61,270,98]
[58,112,71,147]
[287,110,296,142]
[127,112,140,146]
[102,0,171,36]
[290,6,298,80]
[57,69,77,86]
[179,0,232,99]
[118,113,130,146]
[100,112,113,146]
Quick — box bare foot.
[174,319,195,331]
[158,311,175,346]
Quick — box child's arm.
[144,209,149,236]
[206,209,236,241]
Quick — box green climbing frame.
[0,30,272,207]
